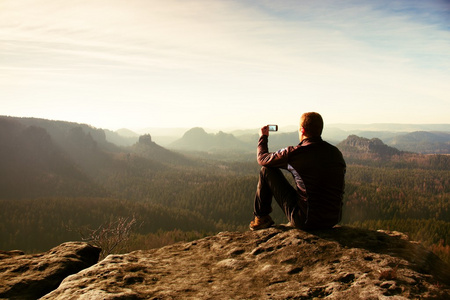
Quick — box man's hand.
[260,125,269,137]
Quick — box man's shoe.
[249,215,274,231]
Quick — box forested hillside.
[0,118,105,198]
[386,131,450,154]
[0,116,449,264]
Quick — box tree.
[79,216,140,260]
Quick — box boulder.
[42,226,449,299]
[0,242,100,299]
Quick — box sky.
[1,0,449,131]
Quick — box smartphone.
[268,125,278,131]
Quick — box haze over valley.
[109,122,450,155]
[1,115,449,268]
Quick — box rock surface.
[0,242,100,300]
[42,226,449,299]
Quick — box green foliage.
[0,118,448,264]
[0,197,216,252]
[341,162,449,263]
[343,166,449,221]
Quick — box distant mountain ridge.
[0,117,104,199]
[67,118,449,154]
[2,116,449,156]
[335,135,450,169]
[328,123,450,132]
[0,116,194,199]
[166,127,450,155]
[337,135,401,157]
[386,131,450,154]
[169,127,252,152]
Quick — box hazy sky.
[1,0,449,131]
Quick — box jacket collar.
[299,136,323,146]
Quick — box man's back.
[287,137,346,229]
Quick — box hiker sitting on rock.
[250,112,346,231]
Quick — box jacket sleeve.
[256,135,289,168]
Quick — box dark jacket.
[257,135,346,229]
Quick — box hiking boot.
[249,215,274,231]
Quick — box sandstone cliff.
[0,242,100,299]
[2,226,449,299]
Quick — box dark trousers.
[254,167,307,228]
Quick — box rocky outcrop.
[0,242,100,300]
[338,135,401,157]
[138,134,153,144]
[42,226,449,299]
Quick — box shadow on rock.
[301,225,450,286]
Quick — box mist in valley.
[1,116,449,264]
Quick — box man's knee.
[260,167,287,189]
[260,166,282,177]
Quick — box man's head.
[299,112,323,141]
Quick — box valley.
[0,116,449,264]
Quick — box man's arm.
[256,126,288,168]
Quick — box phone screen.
[268,125,278,131]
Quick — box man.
[250,112,346,231]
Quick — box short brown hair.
[300,112,323,137]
